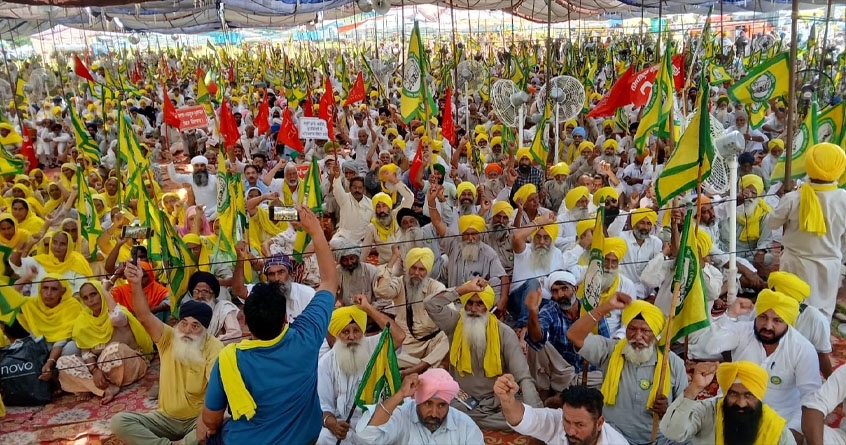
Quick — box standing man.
[199,206,337,443]
[164,151,219,220]
[768,142,846,320]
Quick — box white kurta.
[331,176,373,243]
[802,365,846,445]
[619,231,664,300]
[167,163,219,220]
[660,397,796,445]
[355,397,484,445]
[767,187,846,319]
[510,403,629,445]
[702,316,822,431]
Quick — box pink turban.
[415,368,460,405]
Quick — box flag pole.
[783,0,800,189]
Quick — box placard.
[298,117,328,140]
[175,106,209,131]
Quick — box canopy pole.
[819,0,833,73]
[784,0,800,189]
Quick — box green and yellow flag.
[727,52,790,105]
[817,101,845,149]
[401,21,435,123]
[215,151,247,261]
[634,43,674,153]
[578,206,606,316]
[529,103,551,165]
[15,77,26,106]
[354,326,402,410]
[69,101,101,163]
[76,165,102,261]
[771,101,818,182]
[292,156,323,262]
[197,68,213,115]
[654,69,714,206]
[668,208,710,344]
[746,102,769,130]
[708,65,732,85]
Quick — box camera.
[268,206,299,222]
[121,225,154,240]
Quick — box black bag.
[0,336,52,406]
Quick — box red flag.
[254,91,270,135]
[629,54,685,107]
[319,78,335,142]
[277,107,304,153]
[19,126,37,173]
[73,54,95,83]
[218,100,240,151]
[131,67,142,86]
[228,65,236,83]
[441,88,456,145]
[408,142,425,188]
[343,72,366,106]
[586,66,635,118]
[303,89,314,118]
[162,83,181,130]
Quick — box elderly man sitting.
[425,278,542,430]
[567,297,688,444]
[661,361,795,445]
[331,238,380,307]
[355,369,484,444]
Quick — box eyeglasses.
[193,289,215,296]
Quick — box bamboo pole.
[783,0,800,189]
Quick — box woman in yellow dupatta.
[102,177,120,209]
[10,198,44,234]
[29,168,47,194]
[41,182,65,217]
[10,184,45,217]
[161,192,185,227]
[58,163,77,192]
[246,191,288,253]
[59,281,152,403]
[0,213,30,276]
[0,122,22,153]
[11,231,94,295]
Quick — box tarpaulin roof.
[0,0,826,37]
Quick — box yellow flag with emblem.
[771,101,818,182]
[668,208,710,343]
[634,43,674,153]
[529,103,551,165]
[727,52,790,105]
[401,21,427,123]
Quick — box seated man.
[317,297,404,445]
[567,296,687,444]
[374,248,448,375]
[355,369,484,444]
[59,280,153,404]
[802,365,846,445]
[661,361,795,445]
[110,265,223,445]
[330,238,380,307]
[494,374,628,444]
[199,206,336,443]
[425,278,542,430]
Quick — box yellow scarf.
[248,207,288,252]
[0,213,29,250]
[737,200,772,242]
[799,182,837,236]
[13,201,45,234]
[281,180,304,206]
[31,231,94,276]
[218,325,289,420]
[450,287,502,378]
[714,398,786,445]
[11,274,83,343]
[103,190,119,209]
[71,281,154,355]
[183,234,211,273]
[600,339,670,408]
[370,216,398,242]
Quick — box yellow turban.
[805,142,846,182]
[593,186,619,206]
[603,139,619,151]
[492,201,513,218]
[328,306,368,337]
[516,147,531,161]
[565,119,577,128]
[475,133,488,144]
[622,300,666,335]
[491,124,503,134]
[695,229,713,258]
[452,282,501,378]
[474,124,487,136]
[578,141,595,153]
[602,120,614,129]
[490,136,502,147]
[739,174,764,195]
[372,192,393,210]
[602,237,627,260]
[456,181,477,199]
[386,127,399,138]
[716,361,768,401]
[533,218,559,241]
[458,215,486,234]
[393,139,406,149]
[768,138,784,150]
[550,162,570,177]
[755,289,800,326]
[630,208,657,227]
[576,219,594,237]
[513,183,537,205]
[379,163,399,181]
[767,271,810,302]
[415,126,425,135]
[405,247,434,272]
[565,186,590,210]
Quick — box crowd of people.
[0,26,845,445]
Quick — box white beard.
[173,331,207,367]
[461,311,489,352]
[622,341,656,365]
[383,181,397,193]
[531,245,553,271]
[742,199,759,214]
[570,207,589,221]
[600,268,619,293]
[460,203,476,216]
[334,339,370,377]
[460,241,481,262]
[403,226,426,248]
[406,279,426,303]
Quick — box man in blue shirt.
[200,205,337,444]
[525,270,609,394]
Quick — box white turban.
[191,155,209,166]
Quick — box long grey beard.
[193,171,209,187]
[600,269,619,293]
[403,226,426,248]
[460,203,476,216]
[377,213,394,228]
[334,340,370,377]
[461,311,489,352]
[173,331,207,366]
[623,341,656,365]
[460,241,481,262]
[406,279,426,303]
[570,207,590,221]
[548,180,567,195]
[531,245,553,271]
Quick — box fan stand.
[726,154,739,304]
[553,107,560,164]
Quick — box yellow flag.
[669,209,710,344]
[634,44,674,153]
[771,102,818,182]
[727,52,790,104]
[817,101,845,150]
[401,21,427,123]
[529,103,551,165]
[354,327,402,409]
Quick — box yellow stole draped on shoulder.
[218,325,289,421]
[600,339,670,409]
[714,398,786,445]
[450,315,502,378]
[248,207,288,252]
[370,217,397,242]
[737,200,772,242]
[281,181,304,206]
[72,282,154,354]
[799,182,837,236]
[9,280,84,343]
